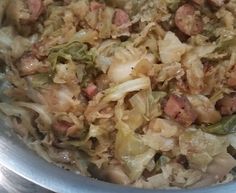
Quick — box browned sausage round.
[175,4,203,36]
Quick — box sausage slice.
[175,4,203,36]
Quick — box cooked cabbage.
[0,26,31,61]
[0,0,236,189]
[158,32,187,64]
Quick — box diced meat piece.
[164,94,197,126]
[228,78,236,88]
[175,4,203,36]
[227,77,236,87]
[52,120,73,136]
[216,94,236,115]
[17,54,49,76]
[27,0,43,21]
[113,9,130,27]
[207,0,227,7]
[84,83,98,99]
[90,1,105,11]
[227,65,236,88]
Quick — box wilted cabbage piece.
[191,152,236,188]
[187,95,221,124]
[107,47,154,83]
[129,91,166,119]
[48,41,96,84]
[0,0,9,26]
[158,31,187,64]
[202,115,236,135]
[114,99,155,181]
[49,41,94,67]
[16,102,52,132]
[179,129,228,171]
[26,73,51,88]
[102,77,151,102]
[166,0,182,11]
[0,103,39,138]
[0,27,31,61]
[142,132,175,152]
[115,122,155,181]
[66,124,112,164]
[161,163,202,187]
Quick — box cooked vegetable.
[202,115,236,135]
[114,100,155,181]
[191,152,236,188]
[0,0,236,189]
[0,26,31,60]
[187,95,221,124]
[49,41,94,67]
[102,77,150,102]
[158,31,187,64]
[0,0,9,26]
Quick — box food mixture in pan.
[0,0,236,189]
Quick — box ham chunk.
[113,9,130,27]
[216,94,236,115]
[84,83,98,99]
[164,94,197,126]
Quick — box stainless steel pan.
[0,121,235,193]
